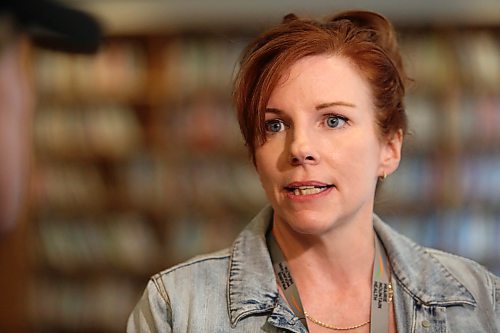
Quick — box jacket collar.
[373,214,476,306]
[227,206,281,327]
[226,206,303,330]
[227,206,476,326]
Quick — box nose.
[288,128,319,166]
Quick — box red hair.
[233,10,408,164]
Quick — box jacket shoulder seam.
[151,274,171,306]
[426,248,493,285]
[426,247,485,270]
[157,249,231,278]
[493,273,500,315]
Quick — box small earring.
[380,172,387,181]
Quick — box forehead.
[268,54,373,108]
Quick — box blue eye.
[325,115,347,128]
[265,119,285,133]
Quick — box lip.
[284,180,335,202]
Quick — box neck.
[272,211,375,288]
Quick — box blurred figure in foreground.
[0,0,101,234]
[0,1,101,332]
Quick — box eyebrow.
[265,101,356,114]
[264,108,285,115]
[315,101,356,110]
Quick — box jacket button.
[421,320,431,328]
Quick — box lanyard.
[267,230,392,332]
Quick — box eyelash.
[264,113,349,134]
[264,119,287,133]
[323,113,348,128]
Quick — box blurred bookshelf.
[25,25,499,333]
[28,34,267,333]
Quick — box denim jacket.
[127,206,500,332]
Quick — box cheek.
[333,136,382,180]
[255,136,282,168]
[255,143,283,195]
[255,148,270,180]
[255,167,277,205]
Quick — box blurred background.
[0,0,499,332]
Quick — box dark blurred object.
[0,0,102,53]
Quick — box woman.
[128,10,499,332]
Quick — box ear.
[378,129,403,177]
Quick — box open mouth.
[284,184,334,196]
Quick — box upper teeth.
[297,186,317,190]
[292,186,327,196]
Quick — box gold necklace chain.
[304,311,370,331]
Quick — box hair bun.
[282,13,299,23]
[329,10,402,73]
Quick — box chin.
[279,209,339,236]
